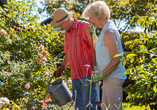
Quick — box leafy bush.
[0,0,65,109]
[122,28,157,109]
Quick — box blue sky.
[35,0,50,23]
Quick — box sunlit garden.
[0,0,156,110]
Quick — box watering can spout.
[33,99,44,104]
[46,101,59,105]
[33,98,59,105]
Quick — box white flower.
[0,97,10,104]
[0,100,5,104]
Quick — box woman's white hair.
[82,1,110,21]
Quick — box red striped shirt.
[64,19,94,79]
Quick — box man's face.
[59,19,70,31]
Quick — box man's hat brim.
[52,10,75,27]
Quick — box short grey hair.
[82,1,110,21]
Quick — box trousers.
[72,76,98,110]
[102,77,125,110]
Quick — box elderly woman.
[82,1,127,110]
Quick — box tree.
[106,0,157,33]
[42,0,156,33]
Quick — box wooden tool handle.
[89,23,96,69]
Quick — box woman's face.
[89,16,100,27]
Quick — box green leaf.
[151,58,157,64]
[114,53,123,58]
[126,53,137,59]
[138,45,148,53]
[149,47,157,53]
[153,83,157,93]
[130,57,135,63]
[45,38,51,43]
[153,7,157,11]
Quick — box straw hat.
[52,8,75,27]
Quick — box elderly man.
[52,8,98,110]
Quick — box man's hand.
[87,24,97,40]
[92,72,105,83]
[53,65,65,77]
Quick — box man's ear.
[68,18,71,21]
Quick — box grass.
[44,102,151,110]
[122,102,151,110]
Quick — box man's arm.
[53,54,69,77]
[62,54,69,68]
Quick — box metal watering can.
[34,75,72,107]
[47,75,72,106]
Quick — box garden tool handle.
[89,23,96,66]
[90,32,96,66]
[48,74,69,88]
[90,23,100,103]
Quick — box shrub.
[0,0,64,109]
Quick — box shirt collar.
[66,18,78,33]
[72,18,78,29]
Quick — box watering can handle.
[48,74,69,88]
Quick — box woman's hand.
[92,72,105,83]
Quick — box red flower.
[98,103,101,106]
